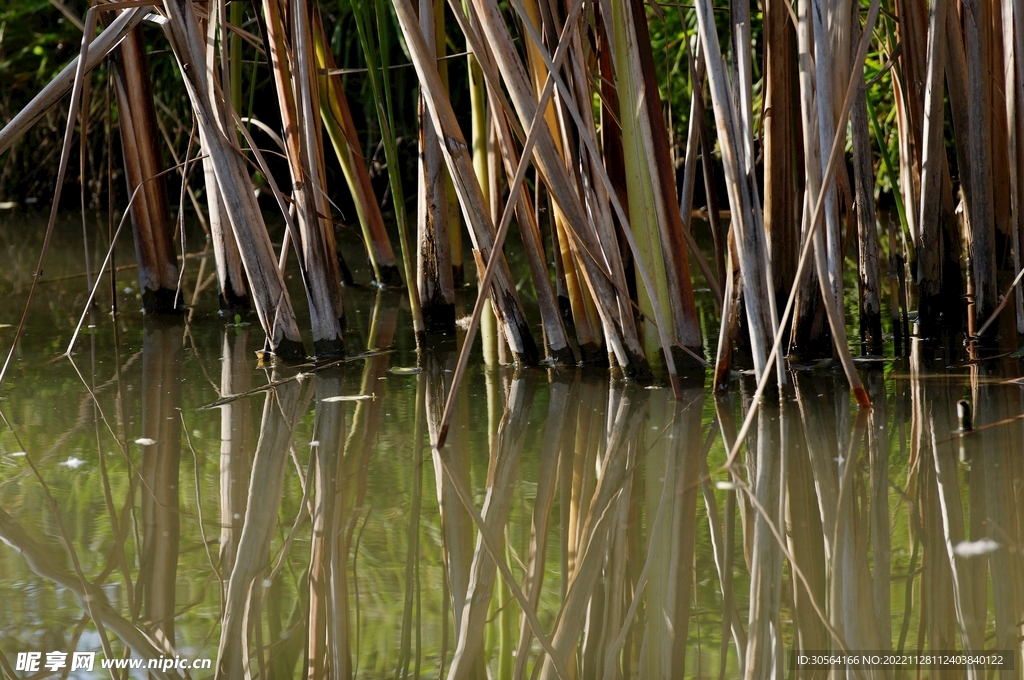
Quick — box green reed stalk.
[866,95,913,261]
[313,19,402,288]
[608,0,673,364]
[351,0,426,346]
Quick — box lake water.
[1,216,1023,679]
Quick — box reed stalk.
[390,0,540,364]
[110,25,181,313]
[262,0,346,357]
[350,0,428,346]
[162,0,305,358]
[964,0,999,329]
[416,0,457,334]
[851,4,883,354]
[313,18,402,288]
[693,0,776,383]
[916,0,949,332]
[763,0,798,305]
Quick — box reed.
[7,0,1024,402]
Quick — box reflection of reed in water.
[219,328,254,577]
[0,506,181,679]
[445,371,534,680]
[423,351,482,678]
[307,291,399,680]
[136,319,183,645]
[182,334,1024,677]
[216,368,311,680]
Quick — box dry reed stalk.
[620,0,703,366]
[793,0,868,401]
[488,103,575,364]
[110,25,181,313]
[518,0,700,382]
[810,0,844,311]
[416,0,457,333]
[390,0,540,365]
[262,0,346,357]
[607,0,672,364]
[893,0,927,260]
[713,232,742,392]
[519,0,605,362]
[917,0,949,331]
[673,40,723,309]
[0,6,147,155]
[763,0,799,304]
[1001,0,1024,333]
[850,5,883,354]
[162,0,305,358]
[693,0,775,383]
[464,0,666,379]
[197,2,250,313]
[964,0,999,329]
[564,21,645,367]
[314,21,402,289]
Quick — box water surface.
[1,219,1023,679]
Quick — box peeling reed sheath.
[415,0,457,335]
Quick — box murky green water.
[2,218,1024,679]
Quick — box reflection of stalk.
[423,351,481,675]
[308,367,354,679]
[512,377,570,680]
[219,328,254,577]
[0,508,178,678]
[136,320,184,645]
[397,375,425,679]
[539,386,645,680]
[785,392,826,662]
[447,376,533,679]
[216,372,310,678]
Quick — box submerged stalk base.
[312,337,346,360]
[374,264,404,288]
[142,288,184,315]
[422,303,457,335]
[258,337,307,363]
